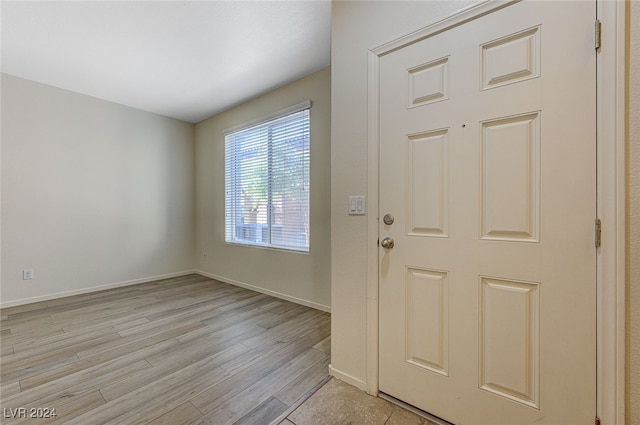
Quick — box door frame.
[364,1,627,424]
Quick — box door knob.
[381,237,395,249]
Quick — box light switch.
[349,195,366,215]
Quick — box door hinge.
[595,416,601,425]
[595,19,602,51]
[595,218,602,248]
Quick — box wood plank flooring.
[0,274,330,424]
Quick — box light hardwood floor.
[0,274,331,424]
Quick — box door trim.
[365,1,627,424]
[596,1,627,424]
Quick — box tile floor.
[276,378,439,425]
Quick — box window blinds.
[225,105,310,252]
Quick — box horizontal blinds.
[225,108,310,251]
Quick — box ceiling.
[0,1,331,123]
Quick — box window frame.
[224,100,311,253]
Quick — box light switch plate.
[349,195,366,215]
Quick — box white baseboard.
[328,364,368,391]
[0,270,197,309]
[195,270,331,313]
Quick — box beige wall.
[331,3,640,422]
[627,2,640,424]
[0,74,196,306]
[194,67,331,311]
[1,68,329,310]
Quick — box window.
[225,101,310,252]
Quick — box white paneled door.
[378,1,596,424]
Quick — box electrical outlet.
[23,269,34,280]
[202,252,207,259]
